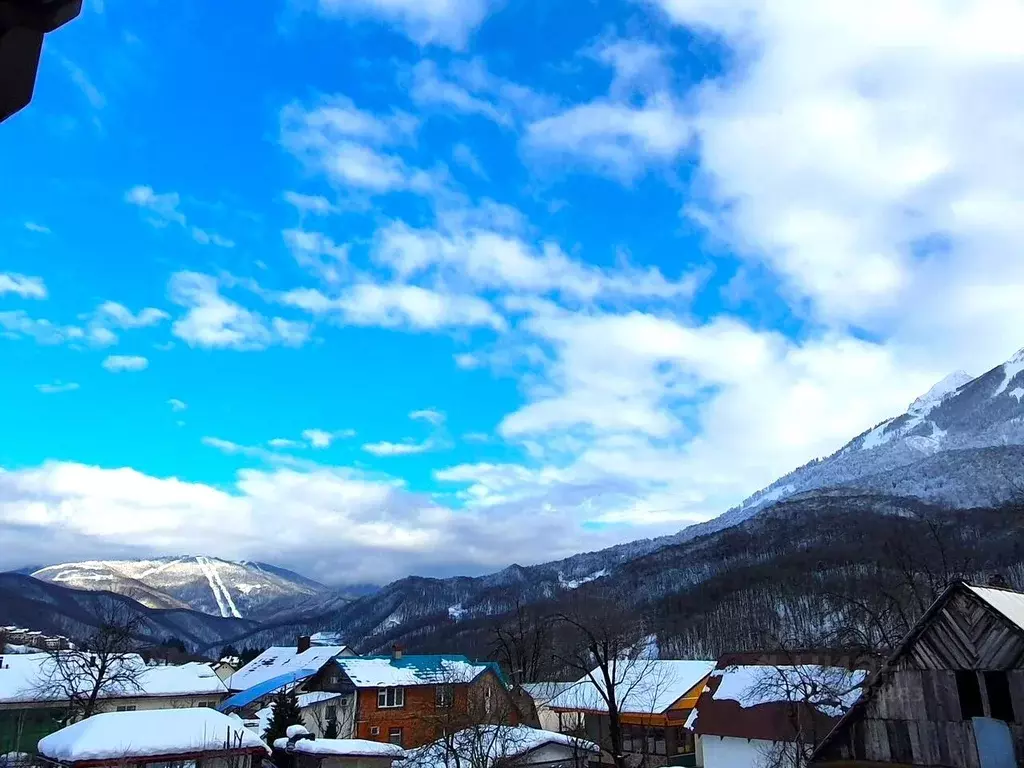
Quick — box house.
[0,653,229,756]
[37,708,268,768]
[228,639,356,692]
[408,724,599,768]
[687,652,871,768]
[521,684,584,733]
[303,649,517,749]
[812,582,1024,767]
[548,659,715,768]
[214,659,240,683]
[251,691,355,740]
[273,728,405,768]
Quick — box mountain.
[31,556,329,619]
[227,347,1024,653]
[0,573,257,651]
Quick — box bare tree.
[33,603,147,723]
[551,596,672,768]
[489,597,554,688]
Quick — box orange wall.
[354,674,517,749]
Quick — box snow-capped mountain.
[31,556,327,619]
[681,348,1024,541]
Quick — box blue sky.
[2,0,1023,584]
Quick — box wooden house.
[812,581,1024,767]
[547,659,715,768]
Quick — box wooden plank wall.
[816,590,1024,766]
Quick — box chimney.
[392,644,403,661]
[297,636,311,654]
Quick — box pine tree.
[264,689,304,745]
[324,716,339,739]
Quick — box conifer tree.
[264,689,304,745]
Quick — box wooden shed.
[812,581,1024,767]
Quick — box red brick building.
[306,649,517,749]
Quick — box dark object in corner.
[1,0,82,124]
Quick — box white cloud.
[525,97,691,182]
[169,271,312,351]
[649,0,1024,358]
[315,0,493,49]
[302,428,356,449]
[0,459,620,582]
[371,216,696,301]
[454,353,480,370]
[36,381,80,394]
[284,191,335,215]
[410,61,511,125]
[269,438,302,449]
[282,283,507,333]
[410,408,446,426]
[452,143,488,179]
[282,229,350,283]
[280,97,440,195]
[363,439,433,456]
[95,302,168,329]
[0,273,47,299]
[102,355,149,373]
[168,398,187,412]
[0,311,84,345]
[24,222,51,234]
[125,186,233,248]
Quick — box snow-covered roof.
[251,691,347,736]
[408,726,598,768]
[967,585,1024,632]
[273,739,405,758]
[521,682,577,705]
[0,654,226,704]
[335,655,499,688]
[709,665,866,718]
[548,660,714,715]
[38,708,269,764]
[230,645,349,691]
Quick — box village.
[1,579,1022,768]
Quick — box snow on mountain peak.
[909,370,973,413]
[993,349,1024,398]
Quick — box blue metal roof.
[335,654,509,687]
[217,669,317,712]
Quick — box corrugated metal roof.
[217,669,316,712]
[335,655,505,688]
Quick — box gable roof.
[334,655,504,688]
[228,645,349,691]
[688,655,868,742]
[547,660,714,715]
[0,653,227,704]
[811,581,1024,763]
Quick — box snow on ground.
[38,708,268,762]
[448,604,467,621]
[711,665,866,717]
[557,569,608,590]
[1010,387,1024,403]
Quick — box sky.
[2,0,1024,585]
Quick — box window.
[378,687,404,708]
[484,685,493,715]
[388,727,403,747]
[957,671,984,719]
[325,705,337,721]
[985,672,1015,722]
[370,726,380,736]
[115,705,137,712]
[435,684,454,709]
[195,701,215,708]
